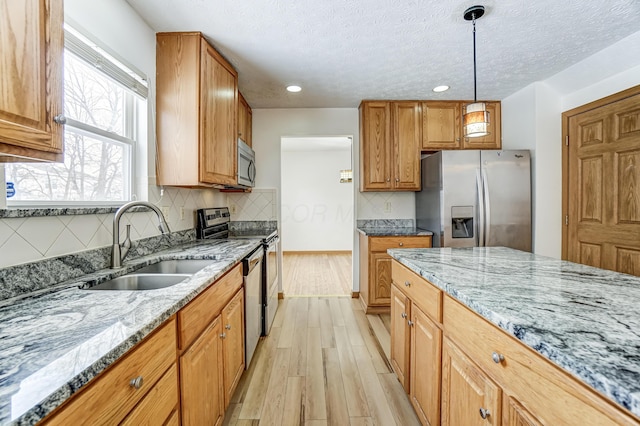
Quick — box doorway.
[280,136,354,296]
[563,85,640,275]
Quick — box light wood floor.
[224,298,416,426]
[282,252,352,297]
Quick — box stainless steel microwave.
[237,138,256,187]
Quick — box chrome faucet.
[111,201,171,268]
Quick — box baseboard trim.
[278,292,284,299]
[351,291,359,298]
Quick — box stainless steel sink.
[134,259,218,274]
[85,273,190,291]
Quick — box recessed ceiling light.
[286,85,302,93]
[433,85,450,93]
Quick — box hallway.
[282,252,352,296]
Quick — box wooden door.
[422,101,462,150]
[360,101,392,191]
[238,92,252,147]
[441,338,501,426]
[393,101,421,190]
[390,285,410,391]
[410,305,442,426]
[199,39,238,185]
[371,252,392,305]
[221,289,245,407]
[462,102,502,150]
[0,0,64,162]
[180,315,224,426]
[502,396,542,426]
[565,89,640,275]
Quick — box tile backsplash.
[0,187,226,268]
[227,188,277,221]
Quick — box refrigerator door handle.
[482,168,491,246]
[476,168,485,247]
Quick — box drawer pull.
[399,242,404,246]
[404,281,411,287]
[401,312,407,319]
[220,332,226,339]
[492,352,505,364]
[225,324,231,330]
[129,376,144,389]
[479,408,490,419]
[407,320,414,327]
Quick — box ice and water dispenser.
[451,206,474,239]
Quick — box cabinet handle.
[386,178,390,182]
[492,352,505,364]
[399,242,403,246]
[479,408,490,419]
[53,114,67,125]
[395,178,399,182]
[129,376,144,389]
[225,324,232,330]
[404,281,411,287]
[220,332,226,339]
[407,320,414,326]
[401,312,407,319]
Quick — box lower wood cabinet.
[221,289,245,407]
[359,234,432,314]
[390,259,640,426]
[121,364,180,425]
[180,315,225,426]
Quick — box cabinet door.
[503,396,542,426]
[360,101,392,190]
[410,305,442,426]
[462,102,501,150]
[0,0,64,162]
[390,285,410,391]
[442,338,501,426]
[371,252,392,305]
[422,102,461,150]
[238,92,252,147]
[121,365,179,426]
[200,40,238,185]
[180,315,224,426]
[392,101,421,190]
[222,289,245,407]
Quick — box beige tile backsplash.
[227,188,277,221]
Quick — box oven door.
[262,236,279,335]
[238,139,256,187]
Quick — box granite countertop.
[387,246,640,418]
[0,238,262,425]
[357,226,433,237]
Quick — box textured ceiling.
[125,0,640,108]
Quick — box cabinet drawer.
[43,317,177,425]
[443,297,639,425]
[121,364,179,425]
[370,236,432,252]
[179,263,242,350]
[391,260,442,324]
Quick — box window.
[5,27,147,205]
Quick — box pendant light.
[463,5,490,138]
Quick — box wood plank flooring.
[224,298,418,426]
[282,253,352,296]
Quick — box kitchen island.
[388,246,640,424]
[0,238,261,425]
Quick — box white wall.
[502,30,640,258]
[281,148,353,251]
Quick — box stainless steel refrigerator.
[416,150,531,251]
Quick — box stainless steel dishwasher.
[243,246,263,368]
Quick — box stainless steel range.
[196,208,280,341]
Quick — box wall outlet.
[180,207,185,220]
[384,201,392,213]
[161,206,170,220]
[229,204,237,214]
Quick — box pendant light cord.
[472,14,477,102]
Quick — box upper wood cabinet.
[156,32,238,187]
[422,101,501,151]
[360,101,421,191]
[238,91,252,147]
[0,0,64,162]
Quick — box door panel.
[393,101,421,190]
[566,90,640,275]
[390,286,410,392]
[372,253,391,304]
[360,102,392,190]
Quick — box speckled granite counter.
[0,238,261,425]
[357,226,433,237]
[387,246,640,418]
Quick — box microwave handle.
[249,160,256,183]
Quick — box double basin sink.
[85,259,220,291]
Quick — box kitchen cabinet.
[238,91,252,147]
[156,32,238,187]
[390,285,410,391]
[42,318,178,425]
[0,0,64,162]
[178,263,244,425]
[390,259,640,426]
[359,101,421,191]
[422,101,501,151]
[359,234,432,314]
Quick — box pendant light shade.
[463,5,490,138]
